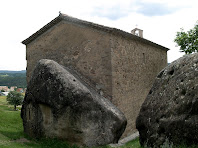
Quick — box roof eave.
[22,15,63,45]
[21,13,170,51]
[110,28,170,51]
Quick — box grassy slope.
[0,96,26,147]
[0,96,77,148]
[2,96,195,148]
[0,96,140,148]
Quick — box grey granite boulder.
[21,59,127,147]
[136,53,198,147]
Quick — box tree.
[174,22,198,54]
[6,91,24,110]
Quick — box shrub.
[6,91,24,110]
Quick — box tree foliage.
[174,22,198,54]
[0,72,26,88]
[6,91,24,110]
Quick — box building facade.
[0,86,9,92]
[22,13,169,137]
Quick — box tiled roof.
[22,13,169,51]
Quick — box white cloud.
[0,0,198,70]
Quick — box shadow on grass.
[0,130,24,140]
[0,130,79,148]
[0,105,13,111]
[27,138,79,148]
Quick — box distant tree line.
[0,72,26,88]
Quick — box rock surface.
[21,59,127,147]
[136,53,198,147]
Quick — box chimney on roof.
[131,28,143,38]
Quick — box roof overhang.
[22,13,169,51]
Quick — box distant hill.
[0,70,26,88]
[0,70,26,73]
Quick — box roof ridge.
[59,13,115,31]
[22,13,169,51]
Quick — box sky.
[0,0,198,70]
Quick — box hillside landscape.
[0,70,26,88]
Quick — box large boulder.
[136,53,198,147]
[21,59,127,147]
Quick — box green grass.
[0,96,142,148]
[0,96,7,105]
[0,96,197,148]
[0,96,78,148]
[120,138,141,148]
[0,96,26,147]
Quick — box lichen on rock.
[136,53,198,147]
[21,59,127,147]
